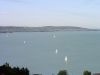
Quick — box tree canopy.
[57,70,68,75]
[0,62,29,75]
[83,70,91,75]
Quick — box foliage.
[0,62,29,75]
[83,70,91,75]
[57,70,68,75]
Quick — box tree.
[57,70,68,75]
[25,68,29,75]
[0,63,30,75]
[83,70,91,75]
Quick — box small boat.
[65,56,68,61]
[55,49,58,53]
[24,41,25,44]
[54,35,55,38]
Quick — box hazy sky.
[0,0,100,28]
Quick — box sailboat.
[24,41,25,44]
[65,56,68,61]
[54,35,55,38]
[55,49,58,53]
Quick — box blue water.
[0,31,100,75]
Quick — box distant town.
[0,26,99,33]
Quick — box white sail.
[65,56,68,61]
[55,49,58,53]
[54,35,55,38]
[24,41,25,43]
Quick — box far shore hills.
[0,26,99,33]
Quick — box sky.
[0,0,100,28]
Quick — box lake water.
[0,31,100,75]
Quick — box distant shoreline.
[0,26,99,33]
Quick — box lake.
[0,31,100,75]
